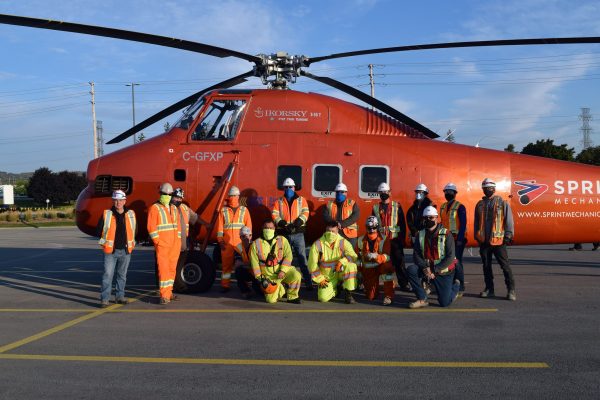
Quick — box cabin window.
[191,99,247,141]
[277,166,302,190]
[359,165,389,200]
[174,169,186,182]
[312,164,342,198]
[175,98,206,130]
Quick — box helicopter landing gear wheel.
[174,250,216,293]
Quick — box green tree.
[56,171,87,203]
[137,132,145,142]
[27,167,57,204]
[576,146,600,166]
[163,121,171,132]
[28,168,86,204]
[445,129,455,143]
[521,139,574,161]
[504,144,516,152]
[14,179,28,196]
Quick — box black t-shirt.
[112,207,127,250]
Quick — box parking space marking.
[0,353,549,368]
[0,308,498,313]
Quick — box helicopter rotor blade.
[106,70,255,144]
[307,37,600,64]
[0,14,260,63]
[300,70,438,139]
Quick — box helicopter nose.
[75,184,95,236]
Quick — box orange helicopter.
[2,14,600,292]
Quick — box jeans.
[286,233,311,284]
[390,237,408,287]
[407,264,459,307]
[455,241,465,291]
[101,249,131,301]
[479,243,514,291]
[235,266,262,295]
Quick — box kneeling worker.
[407,206,459,309]
[308,221,358,304]
[235,226,261,299]
[249,219,302,304]
[356,216,395,306]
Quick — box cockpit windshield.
[191,99,247,141]
[174,97,207,130]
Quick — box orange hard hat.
[260,277,278,294]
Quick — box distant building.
[0,185,14,205]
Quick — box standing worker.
[97,190,137,308]
[250,219,302,304]
[439,183,467,296]
[474,178,516,301]
[171,188,199,295]
[406,206,460,309]
[406,183,435,243]
[147,183,181,305]
[272,177,312,290]
[217,185,252,292]
[308,220,359,304]
[356,216,395,305]
[234,226,261,299]
[372,182,410,292]
[323,182,360,248]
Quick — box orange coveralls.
[217,204,252,288]
[147,202,181,299]
[356,233,394,301]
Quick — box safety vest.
[272,196,309,224]
[217,205,250,243]
[251,236,291,277]
[418,227,455,275]
[147,203,181,242]
[440,200,464,236]
[99,209,136,254]
[314,238,347,270]
[326,199,358,238]
[234,242,250,264]
[372,201,402,238]
[179,203,190,238]
[357,234,390,268]
[475,196,505,246]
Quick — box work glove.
[368,252,378,261]
[334,261,343,273]
[285,223,295,234]
[293,218,304,228]
[277,271,286,280]
[503,235,513,245]
[277,220,287,229]
[319,279,330,288]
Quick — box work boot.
[479,288,494,298]
[344,290,356,304]
[409,299,429,309]
[170,295,180,302]
[287,297,302,304]
[100,300,110,308]
[159,297,170,305]
[382,296,392,306]
[507,290,517,301]
[115,298,128,305]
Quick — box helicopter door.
[191,99,247,141]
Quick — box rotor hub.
[254,52,308,89]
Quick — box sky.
[1,0,600,173]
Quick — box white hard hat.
[481,178,496,188]
[377,182,390,192]
[422,206,438,217]
[228,186,241,196]
[365,215,379,229]
[415,183,428,193]
[335,182,348,192]
[443,182,458,192]
[112,190,126,200]
[239,226,252,238]
[159,182,173,194]
[282,177,296,187]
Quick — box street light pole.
[125,83,140,144]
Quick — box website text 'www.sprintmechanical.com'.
[517,211,600,218]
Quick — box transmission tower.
[96,120,104,156]
[580,107,593,149]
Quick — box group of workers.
[97,176,515,309]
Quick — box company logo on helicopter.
[514,180,549,205]
[253,107,310,120]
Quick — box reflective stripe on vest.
[255,236,285,267]
[273,196,309,224]
[315,238,346,269]
[327,200,357,237]
[99,209,137,254]
[373,202,400,238]
[358,235,388,268]
[222,206,247,230]
[440,200,462,235]
[475,197,505,245]
[180,203,190,238]
[148,203,179,240]
[418,227,455,275]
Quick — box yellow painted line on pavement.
[0,290,154,354]
[0,354,549,368]
[0,308,498,314]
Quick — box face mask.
[171,200,182,207]
[323,231,338,243]
[444,193,455,201]
[336,192,346,203]
[229,196,240,207]
[262,228,275,241]
[483,188,495,198]
[379,193,390,201]
[159,195,172,206]
[284,188,295,199]
[415,192,424,201]
[424,219,436,229]
[367,232,378,240]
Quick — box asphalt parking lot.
[0,227,598,399]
